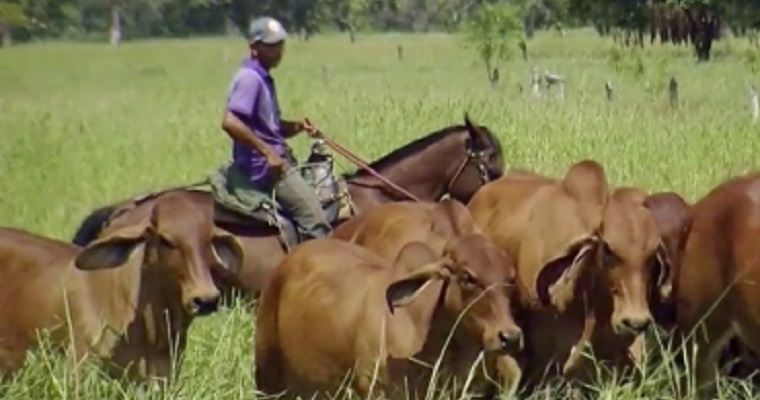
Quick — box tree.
[0,0,634,46]
[459,2,522,85]
[324,0,366,42]
[0,1,28,45]
[512,0,569,39]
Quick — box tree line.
[0,0,758,57]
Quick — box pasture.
[1,28,759,398]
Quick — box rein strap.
[317,133,423,202]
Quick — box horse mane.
[341,123,503,179]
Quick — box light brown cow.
[0,192,243,382]
[348,199,482,256]
[669,173,760,398]
[345,199,523,398]
[467,160,671,388]
[254,236,520,400]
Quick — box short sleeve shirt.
[225,58,285,183]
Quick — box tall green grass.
[1,29,758,398]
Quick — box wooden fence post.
[489,67,500,88]
[321,65,329,85]
[530,67,541,97]
[605,81,614,102]
[749,84,759,122]
[669,76,679,109]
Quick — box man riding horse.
[68,16,506,298]
[215,16,335,243]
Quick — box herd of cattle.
[2,156,760,399]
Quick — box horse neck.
[346,132,468,202]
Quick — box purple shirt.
[225,58,285,183]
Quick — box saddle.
[208,140,354,250]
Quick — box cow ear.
[431,199,481,238]
[652,242,673,301]
[211,227,244,274]
[392,241,439,271]
[536,236,599,311]
[385,259,450,314]
[561,160,608,210]
[75,223,149,270]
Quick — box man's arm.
[279,119,303,138]
[222,111,278,159]
[221,72,279,159]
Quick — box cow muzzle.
[615,315,652,337]
[185,291,221,316]
[498,329,524,353]
[486,327,524,354]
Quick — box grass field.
[1,28,759,398]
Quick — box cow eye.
[156,235,176,250]
[647,251,664,275]
[458,272,479,289]
[600,243,618,268]
[646,252,658,267]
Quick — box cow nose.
[498,329,524,353]
[621,317,651,334]
[190,295,220,316]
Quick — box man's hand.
[281,118,320,138]
[300,117,321,138]
[265,152,285,181]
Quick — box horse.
[69,114,506,301]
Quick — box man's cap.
[248,17,288,44]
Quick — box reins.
[316,132,423,202]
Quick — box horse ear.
[464,112,474,128]
[463,113,485,148]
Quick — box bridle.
[445,143,493,193]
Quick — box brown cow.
[345,199,523,397]
[642,191,692,328]
[254,236,520,399]
[642,190,760,391]
[467,160,671,389]
[0,192,243,382]
[669,173,760,398]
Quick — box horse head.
[445,113,505,203]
